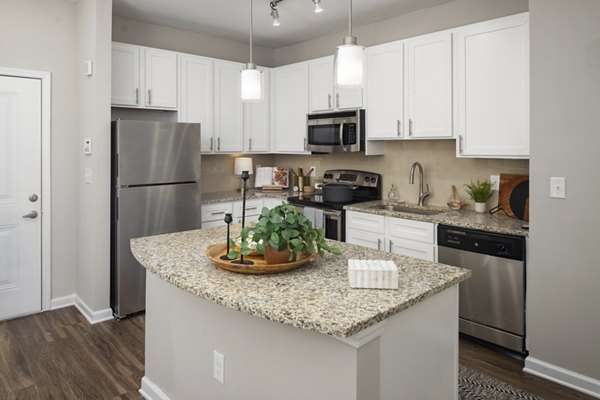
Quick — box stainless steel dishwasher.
[437,225,526,354]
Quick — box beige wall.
[201,154,275,193]
[0,0,79,299]
[274,141,528,209]
[76,0,113,311]
[112,15,275,67]
[528,0,600,382]
[274,0,528,66]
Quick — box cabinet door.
[346,211,385,234]
[366,42,404,139]
[214,61,244,153]
[386,217,435,244]
[405,32,453,139]
[271,62,309,153]
[347,228,385,251]
[144,48,177,109]
[244,68,270,153]
[456,13,529,158]
[178,54,214,153]
[335,86,363,109]
[111,42,140,107]
[388,239,435,261]
[201,202,234,224]
[309,56,334,112]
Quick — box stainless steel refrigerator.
[110,120,202,318]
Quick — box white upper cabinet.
[309,56,362,112]
[405,31,453,139]
[111,42,140,107]
[111,42,177,110]
[271,62,309,153]
[144,48,178,109]
[456,13,530,158]
[214,60,244,153]
[366,42,404,139]
[244,67,270,153]
[178,54,213,152]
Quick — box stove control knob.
[364,177,370,183]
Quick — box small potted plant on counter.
[228,204,341,264]
[464,180,494,213]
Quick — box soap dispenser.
[388,184,399,201]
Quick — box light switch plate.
[83,138,92,155]
[213,350,224,384]
[84,168,93,184]
[550,177,566,199]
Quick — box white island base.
[140,273,459,400]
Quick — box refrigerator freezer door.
[111,182,202,317]
[114,120,201,186]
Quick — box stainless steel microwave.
[307,109,365,153]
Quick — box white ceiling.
[112,0,455,48]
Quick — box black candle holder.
[220,213,233,260]
[231,170,254,266]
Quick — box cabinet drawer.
[233,199,263,218]
[386,217,435,244]
[201,202,234,222]
[388,238,435,262]
[202,219,226,229]
[346,211,385,234]
[346,228,386,251]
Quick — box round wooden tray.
[206,243,319,275]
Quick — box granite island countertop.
[345,200,529,237]
[131,225,470,338]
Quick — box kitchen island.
[131,226,470,400]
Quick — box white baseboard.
[73,295,113,324]
[524,357,600,399]
[139,376,170,400]
[50,294,76,310]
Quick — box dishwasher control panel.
[437,225,525,261]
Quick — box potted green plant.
[227,204,341,264]
[464,180,494,213]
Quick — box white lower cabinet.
[346,211,436,262]
[201,202,234,229]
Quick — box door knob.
[22,211,39,219]
[29,194,39,202]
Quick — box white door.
[0,75,42,320]
[214,60,244,153]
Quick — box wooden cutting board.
[498,174,529,221]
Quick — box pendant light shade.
[335,0,364,87]
[241,0,262,101]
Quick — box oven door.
[307,118,359,153]
[293,206,345,242]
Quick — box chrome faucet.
[409,162,430,206]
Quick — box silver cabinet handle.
[397,120,402,137]
[377,238,381,251]
[217,137,221,151]
[459,135,464,154]
[248,137,252,151]
[336,93,340,108]
[409,119,413,136]
[211,211,226,216]
[304,137,308,151]
[147,89,152,105]
[328,94,332,109]
[389,240,393,253]
[23,211,38,219]
[246,207,258,211]
[135,88,139,105]
[209,137,214,151]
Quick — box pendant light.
[334,0,364,87]
[241,0,262,101]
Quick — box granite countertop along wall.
[345,200,529,237]
[131,226,470,338]
[202,189,294,204]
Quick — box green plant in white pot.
[464,180,494,213]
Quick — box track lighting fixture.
[313,0,323,13]
[270,1,281,26]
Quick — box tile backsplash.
[202,140,529,210]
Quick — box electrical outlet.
[490,175,500,191]
[213,350,224,384]
[550,177,566,199]
[309,166,316,176]
[84,168,93,184]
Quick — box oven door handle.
[339,121,345,148]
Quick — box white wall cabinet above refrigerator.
[308,56,363,113]
[456,13,530,158]
[111,42,177,110]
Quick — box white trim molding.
[0,67,52,312]
[332,320,386,348]
[74,295,113,324]
[50,294,76,310]
[524,357,600,399]
[139,376,170,400]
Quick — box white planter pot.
[474,202,487,213]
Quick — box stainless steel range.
[287,170,381,242]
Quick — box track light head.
[313,0,323,13]
[270,2,281,26]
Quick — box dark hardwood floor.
[0,307,595,399]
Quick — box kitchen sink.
[372,204,443,216]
